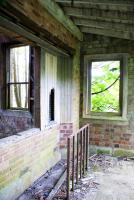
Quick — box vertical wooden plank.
[67,137,71,200]
[83,129,85,175]
[86,126,89,170]
[72,135,75,191]
[40,48,46,130]
[60,56,64,121]
[68,58,72,122]
[6,48,10,109]
[33,46,41,128]
[76,132,79,184]
[80,131,83,179]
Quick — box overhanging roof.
[55,0,134,40]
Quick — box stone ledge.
[81,116,128,126]
[0,125,59,148]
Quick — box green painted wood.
[56,0,134,12]
[57,56,72,123]
[63,7,134,23]
[73,18,134,33]
[56,0,134,4]
[80,26,134,40]
[38,0,83,41]
[0,16,69,56]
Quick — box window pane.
[10,84,28,109]
[10,46,29,82]
[91,61,120,113]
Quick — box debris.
[16,160,66,200]
[89,154,114,171]
[16,155,134,200]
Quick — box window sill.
[44,121,58,130]
[82,115,128,125]
[3,109,32,117]
[0,128,40,147]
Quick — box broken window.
[83,54,128,118]
[91,61,120,113]
[8,46,30,109]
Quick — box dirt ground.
[69,156,134,200]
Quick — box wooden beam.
[56,0,134,4]
[80,26,134,40]
[4,0,78,50]
[0,26,32,44]
[63,7,134,23]
[56,0,134,12]
[38,0,83,41]
[0,15,71,55]
[73,18,134,33]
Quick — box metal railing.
[66,124,90,199]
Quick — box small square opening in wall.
[91,61,120,113]
[49,88,55,122]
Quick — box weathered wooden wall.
[58,56,72,123]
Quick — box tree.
[91,61,120,112]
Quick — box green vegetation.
[113,149,134,158]
[96,148,134,157]
[97,149,110,155]
[91,61,120,112]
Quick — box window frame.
[49,88,55,122]
[83,54,128,120]
[6,44,31,111]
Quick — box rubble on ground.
[16,160,66,200]
[53,154,134,200]
[16,154,134,200]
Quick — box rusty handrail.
[66,124,90,200]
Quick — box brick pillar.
[59,123,73,149]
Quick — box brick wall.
[88,123,134,150]
[0,110,33,138]
[80,34,134,150]
[59,123,73,149]
[0,127,60,200]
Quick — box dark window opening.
[49,88,55,121]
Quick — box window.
[49,88,55,121]
[83,54,128,119]
[8,46,30,110]
[91,61,120,113]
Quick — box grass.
[96,148,134,158]
[113,149,134,158]
[97,149,110,155]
